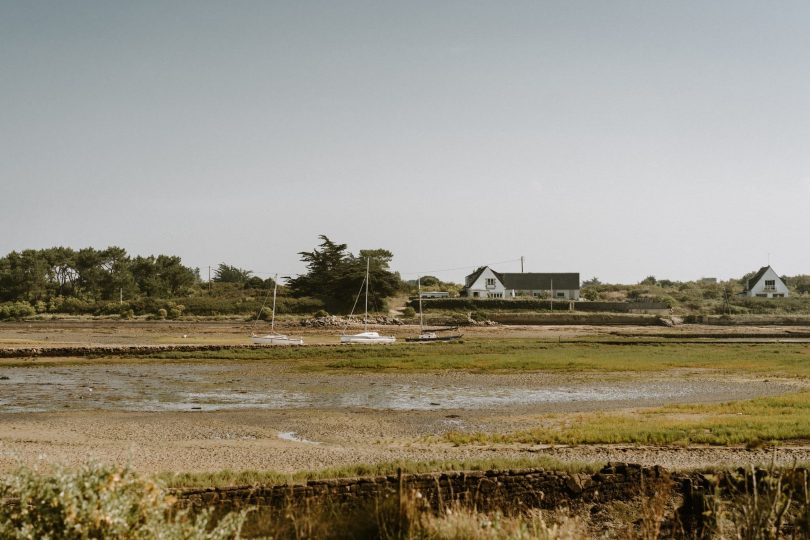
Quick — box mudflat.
[2,320,809,477]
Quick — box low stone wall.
[487,313,667,326]
[0,344,274,359]
[176,463,674,514]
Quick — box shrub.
[274,296,325,315]
[401,306,416,318]
[582,288,599,301]
[0,463,246,539]
[157,308,168,320]
[59,296,96,314]
[314,309,329,318]
[0,302,36,320]
[168,304,185,319]
[97,301,130,316]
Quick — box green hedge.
[408,298,668,313]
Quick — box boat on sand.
[251,274,304,346]
[341,258,395,345]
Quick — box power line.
[206,257,524,281]
[397,258,523,277]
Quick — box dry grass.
[446,391,810,447]
[158,456,598,489]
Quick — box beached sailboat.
[340,258,396,344]
[406,277,463,343]
[251,274,304,346]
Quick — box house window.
[756,294,767,298]
[764,280,776,291]
[488,292,502,298]
[485,278,496,288]
[556,292,565,298]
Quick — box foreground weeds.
[5,463,810,538]
[0,463,246,539]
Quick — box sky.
[2,1,810,284]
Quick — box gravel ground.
[2,404,808,475]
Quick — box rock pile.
[300,316,403,328]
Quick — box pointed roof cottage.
[462,266,580,300]
[743,266,789,298]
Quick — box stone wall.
[0,343,345,359]
[176,463,675,514]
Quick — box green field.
[143,339,810,377]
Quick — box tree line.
[0,237,407,318]
[0,247,199,303]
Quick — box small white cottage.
[461,266,580,300]
[743,266,789,298]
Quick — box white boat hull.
[251,334,304,346]
[340,331,396,344]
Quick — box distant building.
[742,266,789,298]
[461,266,580,300]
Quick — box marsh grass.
[446,391,810,446]
[144,340,810,377]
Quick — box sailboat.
[251,274,304,346]
[406,277,463,343]
[340,258,396,344]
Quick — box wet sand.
[0,361,793,414]
[0,358,803,474]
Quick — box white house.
[743,266,789,298]
[461,266,580,300]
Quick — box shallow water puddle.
[0,363,792,413]
[277,431,319,444]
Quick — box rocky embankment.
[299,315,404,327]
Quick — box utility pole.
[520,256,524,273]
[550,278,554,312]
[119,288,123,305]
[208,266,212,294]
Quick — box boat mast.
[418,276,423,331]
[364,257,369,332]
[271,273,278,332]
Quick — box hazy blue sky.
[2,1,809,284]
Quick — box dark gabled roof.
[464,266,488,288]
[747,266,775,291]
[499,272,580,291]
[463,266,580,291]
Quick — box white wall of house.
[466,267,507,298]
[747,267,789,298]
[508,289,580,300]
